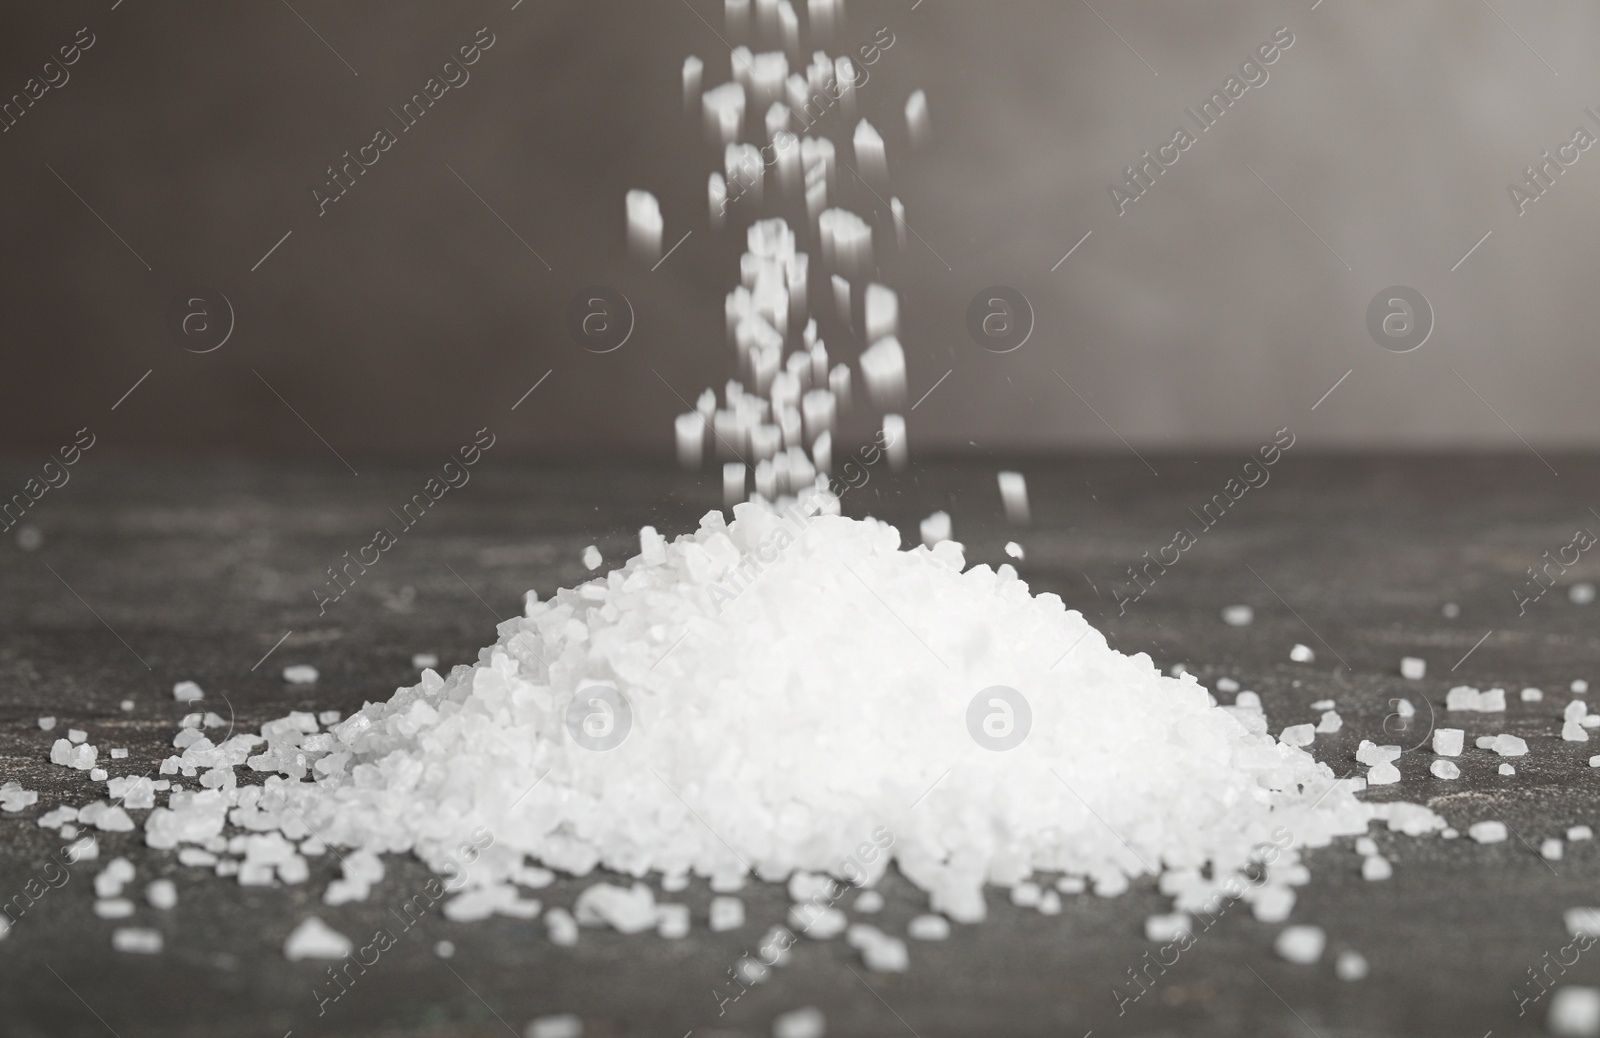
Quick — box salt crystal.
[853,890,884,914]
[1274,925,1325,964]
[1550,987,1600,1037]
[1573,583,1597,605]
[1355,837,1377,856]
[1361,856,1392,881]
[434,939,455,958]
[527,1014,584,1038]
[1499,763,1516,776]
[1489,734,1528,757]
[919,511,951,547]
[1468,821,1508,844]
[908,914,949,940]
[1400,656,1426,680]
[656,904,690,939]
[283,917,353,961]
[773,1007,826,1038]
[1523,687,1545,702]
[111,928,163,954]
[905,88,929,146]
[1004,541,1024,560]
[581,546,602,571]
[1316,711,1342,733]
[1280,724,1315,748]
[68,729,87,745]
[1235,691,1262,710]
[546,908,579,946]
[1577,680,1591,694]
[110,748,128,759]
[147,879,177,910]
[94,898,134,919]
[1221,605,1253,627]
[1430,760,1460,780]
[1545,839,1566,861]
[1216,677,1240,693]
[282,664,318,685]
[1573,826,1595,841]
[173,681,203,702]
[710,896,745,931]
[120,699,134,712]
[625,189,663,263]
[997,472,1029,525]
[1144,913,1191,942]
[1289,643,1315,663]
[37,717,55,731]
[1367,762,1400,785]
[1335,949,1369,981]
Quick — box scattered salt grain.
[581,545,602,571]
[110,748,128,759]
[94,898,134,919]
[282,664,318,685]
[1499,763,1516,776]
[997,471,1029,525]
[1576,680,1591,694]
[1355,837,1378,856]
[1274,925,1325,964]
[120,699,134,712]
[1144,913,1191,942]
[37,716,55,731]
[1310,699,1335,711]
[919,510,951,547]
[1430,760,1461,780]
[1550,987,1600,1037]
[656,903,690,939]
[1336,949,1369,981]
[853,890,884,914]
[1488,734,1529,757]
[1221,605,1253,626]
[1289,643,1315,663]
[1038,890,1062,915]
[1469,821,1508,844]
[1357,742,1402,766]
[1216,677,1240,693]
[545,908,579,946]
[147,879,177,910]
[1004,541,1024,560]
[434,939,455,958]
[0,783,36,812]
[1400,656,1426,680]
[1235,690,1262,710]
[1367,763,1400,785]
[1574,826,1595,842]
[1524,687,1545,702]
[283,917,353,961]
[1572,583,1597,605]
[1545,839,1566,862]
[111,928,162,954]
[1361,856,1392,881]
[527,1013,584,1038]
[1447,685,1507,712]
[68,728,87,744]
[773,1006,826,1038]
[1280,724,1315,748]
[1316,711,1342,733]
[710,895,746,932]
[172,681,203,703]
[846,923,909,971]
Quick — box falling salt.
[1004,541,1024,560]
[282,664,318,685]
[581,545,602,571]
[997,471,1029,525]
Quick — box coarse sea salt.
[99,504,1443,943]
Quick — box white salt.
[1551,987,1600,1037]
[1289,644,1315,663]
[1316,711,1342,733]
[919,511,951,547]
[282,664,318,685]
[173,681,203,702]
[1545,839,1566,861]
[1523,687,1545,702]
[1335,949,1369,981]
[1577,680,1591,693]
[111,928,163,954]
[905,89,930,146]
[1499,763,1516,776]
[413,653,439,670]
[773,1007,826,1038]
[1004,541,1024,560]
[527,1014,584,1038]
[1572,826,1595,841]
[38,716,55,731]
[283,917,352,961]
[908,914,949,940]
[147,879,177,910]
[1572,582,1597,605]
[1274,925,1325,964]
[435,939,456,958]
[1360,856,1392,881]
[853,890,884,914]
[1400,656,1426,680]
[581,545,602,571]
[1468,821,1508,844]
[1221,605,1253,626]
[710,895,745,931]
[997,472,1029,525]
[1430,760,1460,780]
[1144,913,1190,942]
[1279,724,1315,748]
[625,189,663,263]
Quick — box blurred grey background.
[3,0,1598,460]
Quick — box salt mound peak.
[255,499,1440,920]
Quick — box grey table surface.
[1,452,1597,1038]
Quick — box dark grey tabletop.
[1,453,1595,1038]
